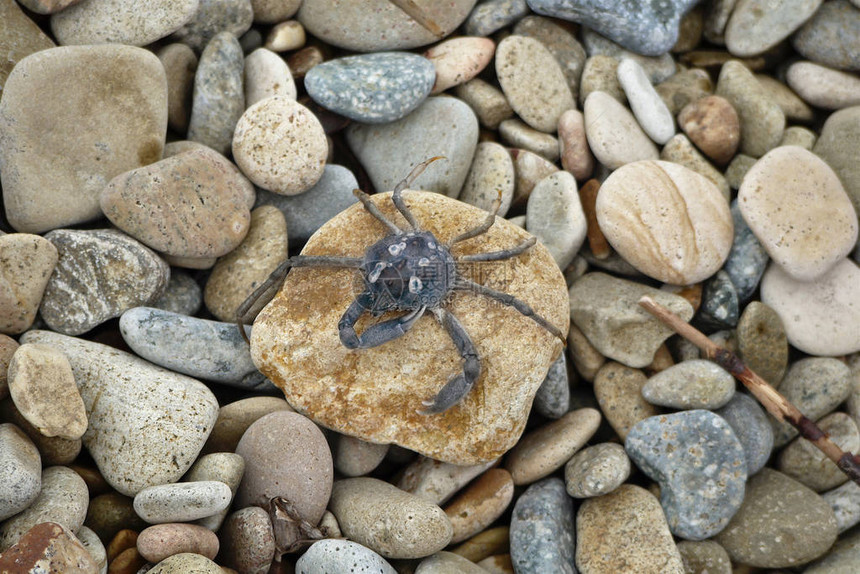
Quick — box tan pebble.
[579,55,625,105]
[201,396,293,455]
[162,254,217,270]
[184,453,245,532]
[107,529,138,563]
[655,68,712,115]
[0,398,81,465]
[8,343,87,440]
[505,408,601,485]
[511,148,559,207]
[459,142,515,216]
[318,510,341,538]
[244,47,297,107]
[786,61,860,110]
[512,15,586,101]
[251,0,301,24]
[779,126,817,149]
[778,412,860,492]
[724,153,757,190]
[137,523,219,563]
[735,302,788,387]
[68,463,111,497]
[593,362,661,440]
[416,551,487,573]
[646,343,675,374]
[660,133,731,201]
[596,160,733,284]
[147,552,222,573]
[232,96,327,195]
[496,35,575,132]
[576,484,684,573]
[397,456,498,506]
[526,171,586,270]
[219,506,275,574]
[583,91,659,170]
[558,109,594,180]
[678,95,739,165]
[499,119,559,161]
[333,434,389,477]
[676,540,732,574]
[0,522,98,574]
[109,546,146,574]
[0,233,58,334]
[476,553,513,574]
[454,78,514,129]
[330,477,453,559]
[0,335,19,399]
[577,179,610,260]
[75,526,106,572]
[425,36,495,94]
[673,6,704,52]
[739,146,858,281]
[204,205,288,323]
[264,20,305,52]
[566,323,605,382]
[157,43,197,133]
[450,526,509,562]
[755,74,815,123]
[444,469,514,543]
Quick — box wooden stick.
[639,295,860,486]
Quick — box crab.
[238,157,566,414]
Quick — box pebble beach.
[1,0,860,572]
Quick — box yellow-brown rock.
[251,191,569,465]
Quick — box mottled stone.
[459,142,515,217]
[715,469,837,568]
[219,506,275,574]
[570,272,694,368]
[823,480,860,533]
[617,58,675,144]
[51,0,197,46]
[533,353,570,419]
[137,523,219,563]
[579,55,625,104]
[593,362,660,440]
[642,359,734,409]
[40,229,169,336]
[424,37,495,94]
[626,411,747,540]
[0,0,55,90]
[171,0,253,52]
[576,484,684,573]
[794,1,860,71]
[697,270,739,330]
[148,552,222,573]
[564,442,630,498]
[779,412,860,492]
[526,171,586,270]
[184,452,244,531]
[736,301,787,386]
[677,540,732,574]
[815,106,860,219]
[443,468,514,543]
[513,15,587,101]
[84,494,144,545]
[329,477,453,559]
[20,330,219,496]
[133,481,232,524]
[724,200,769,302]
[251,191,568,464]
[454,78,514,130]
[0,45,166,233]
[805,528,860,573]
[583,91,659,169]
[297,539,397,574]
[396,457,497,506]
[0,423,41,521]
[0,336,17,400]
[725,0,823,56]
[678,95,739,165]
[152,270,202,316]
[201,396,292,455]
[0,522,98,573]
[0,233,58,334]
[510,478,576,574]
[660,133,731,201]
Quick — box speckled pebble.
[778,412,860,492]
[147,552,222,574]
[678,95,739,165]
[805,528,860,573]
[786,61,860,110]
[170,0,253,52]
[152,270,202,316]
[133,481,232,524]
[74,526,105,573]
[464,0,529,36]
[815,106,860,219]
[793,0,860,71]
[593,362,660,441]
[0,399,81,466]
[184,452,244,531]
[526,171,586,271]
[583,91,659,169]
[0,423,41,521]
[509,477,576,574]
[617,58,675,144]
[137,523,219,563]
[499,119,559,161]
[297,539,397,574]
[513,15,587,101]
[0,522,98,574]
[564,442,631,498]
[333,435,389,478]
[425,37,495,94]
[735,301,787,387]
[244,47,297,107]
[723,200,769,303]
[823,480,860,533]
[725,0,823,57]
[417,551,488,573]
[454,78,514,130]
[676,540,732,574]
[50,0,198,46]
[0,233,58,334]
[626,410,747,540]
[458,142,515,216]
[533,353,571,419]
[219,506,276,574]
[579,55,624,104]
[305,52,435,123]
[642,359,735,410]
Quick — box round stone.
[617,58,675,145]
[509,478,576,574]
[137,523,219,563]
[678,95,740,165]
[725,0,823,56]
[50,0,197,46]
[564,442,631,498]
[596,160,733,285]
[714,393,773,476]
[778,412,860,492]
[499,118,559,161]
[244,47,296,107]
[0,233,58,334]
[297,539,397,574]
[642,359,735,409]
[232,97,327,196]
[426,37,495,94]
[526,171,586,271]
[583,91,659,170]
[557,109,594,180]
[251,0,301,24]
[496,35,575,133]
[133,481,232,524]
[0,423,41,521]
[305,52,436,123]
[655,68,713,115]
[219,507,275,573]
[454,78,514,130]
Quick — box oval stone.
[526,171,586,271]
[425,36,495,94]
[137,523,219,563]
[564,442,631,499]
[219,506,275,574]
[459,142,515,217]
[725,0,823,56]
[793,0,860,71]
[617,58,675,145]
[297,539,397,574]
[0,234,58,334]
[50,0,197,46]
[0,423,41,521]
[509,478,576,574]
[714,392,774,475]
[678,95,740,166]
[443,468,514,544]
[396,457,497,506]
[583,91,659,169]
[133,481,232,524]
[786,61,860,110]
[642,359,735,409]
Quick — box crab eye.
[388,242,406,256]
[409,276,423,293]
[418,257,430,267]
[368,261,386,283]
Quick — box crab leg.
[446,195,502,248]
[391,156,446,231]
[338,294,426,349]
[353,189,402,234]
[456,237,536,262]
[419,308,481,415]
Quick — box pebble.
[0,399,81,465]
[101,149,252,258]
[185,452,244,531]
[329,477,453,559]
[576,484,685,573]
[569,272,694,368]
[425,37,495,94]
[0,233,58,334]
[761,259,860,357]
[464,0,529,36]
[677,95,739,165]
[593,362,661,440]
[533,353,570,419]
[249,0,300,23]
[579,55,625,104]
[769,357,853,447]
[715,60,785,158]
[0,465,88,551]
[513,15,587,101]
[235,410,332,525]
[333,435,389,477]
[133,481,232,524]
[458,142,515,216]
[40,229,169,336]
[20,330,219,496]
[779,412,860,492]
[583,91,659,169]
[697,269,739,329]
[780,125,817,149]
[581,28,678,83]
[617,58,675,144]
[157,43,197,134]
[297,0,474,52]
[509,478,576,574]
[793,0,860,71]
[0,423,41,521]
[642,360,735,409]
[137,523,219,563]
[511,149,559,206]
[219,506,276,574]
[84,495,144,546]
[264,19,305,52]
[171,0,253,52]
[8,343,87,440]
[815,106,860,218]
[660,133,731,201]
[450,526,509,563]
[297,539,397,574]
[676,540,732,574]
[305,53,434,124]
[715,469,837,568]
[152,270,202,316]
[347,97,479,197]
[188,32,244,155]
[0,335,17,399]
[397,457,497,506]
[596,160,733,284]
[725,0,823,56]
[564,442,631,498]
[626,410,747,540]
[244,48,296,108]
[201,396,292,455]
[557,109,594,180]
[787,61,860,110]
[444,468,514,543]
[51,0,196,46]
[0,0,55,90]
[723,200,769,302]
[823,480,860,533]
[0,522,98,574]
[805,529,860,573]
[725,155,757,192]
[75,526,106,572]
[454,78,514,130]
[147,552,222,573]
[740,146,858,281]
[120,307,256,384]
[526,171,586,270]
[0,45,166,233]
[499,119,559,161]
[495,35,575,133]
[416,551,488,573]
[735,301,787,386]
[656,67,713,115]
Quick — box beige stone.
[251,191,569,465]
[454,78,514,130]
[201,396,292,455]
[157,43,197,133]
[678,95,740,165]
[459,142,515,217]
[579,55,625,105]
[0,335,18,400]
[787,61,860,110]
[0,0,55,90]
[584,91,659,170]
[557,109,594,180]
[426,36,495,94]
[0,234,58,334]
[450,526,509,563]
[655,68,712,115]
[593,362,661,440]
[397,457,497,506]
[264,20,305,52]
[444,469,514,544]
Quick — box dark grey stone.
[625,410,747,541]
[792,0,860,72]
[152,270,202,316]
[172,0,254,52]
[714,392,773,475]
[696,270,739,331]
[305,52,435,124]
[510,477,577,574]
[464,0,530,36]
[724,200,769,302]
[533,353,571,419]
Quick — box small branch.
[639,295,860,486]
[388,0,444,37]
